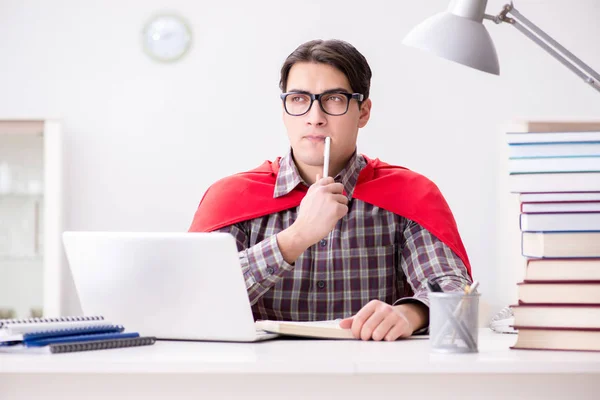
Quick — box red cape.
[189,155,471,276]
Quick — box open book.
[255,319,355,340]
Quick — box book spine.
[49,336,156,354]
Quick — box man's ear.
[358,98,372,128]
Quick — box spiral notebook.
[0,324,124,344]
[0,315,109,337]
[0,315,105,328]
[2,336,156,354]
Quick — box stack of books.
[0,315,156,354]
[506,121,600,352]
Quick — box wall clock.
[142,14,192,62]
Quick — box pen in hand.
[323,136,331,178]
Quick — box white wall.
[1,0,598,320]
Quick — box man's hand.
[294,174,348,245]
[339,300,427,341]
[278,175,348,263]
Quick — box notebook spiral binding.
[0,316,104,328]
[49,336,156,354]
[23,325,124,341]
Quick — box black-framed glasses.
[280,91,364,116]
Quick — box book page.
[255,319,354,339]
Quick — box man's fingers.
[358,309,387,341]
[339,318,353,329]
[332,194,349,205]
[371,315,396,341]
[384,322,410,341]
[318,182,344,194]
[313,176,335,187]
[349,301,378,340]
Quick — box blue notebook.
[25,332,140,347]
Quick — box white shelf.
[0,119,64,318]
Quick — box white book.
[506,131,600,144]
[520,213,600,232]
[522,231,600,258]
[508,157,600,173]
[512,304,600,329]
[522,202,600,213]
[0,315,107,337]
[520,192,600,202]
[508,172,600,193]
[509,143,600,158]
[255,319,355,340]
[506,120,600,133]
[517,282,600,304]
[525,259,600,281]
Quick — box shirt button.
[266,267,274,275]
[317,280,326,289]
[319,239,327,247]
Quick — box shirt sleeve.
[394,219,473,333]
[215,223,295,306]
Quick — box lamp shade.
[403,5,500,75]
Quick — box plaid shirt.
[217,151,471,322]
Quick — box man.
[189,39,472,341]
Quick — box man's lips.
[304,135,328,142]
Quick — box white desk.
[1,329,599,400]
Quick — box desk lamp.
[403,0,600,94]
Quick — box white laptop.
[62,231,278,342]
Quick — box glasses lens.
[320,93,349,116]
[285,93,311,115]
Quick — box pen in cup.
[426,279,478,350]
[450,280,479,344]
[323,136,331,177]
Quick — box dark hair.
[279,39,372,101]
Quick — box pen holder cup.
[429,292,480,353]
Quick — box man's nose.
[306,100,327,126]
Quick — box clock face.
[142,14,192,62]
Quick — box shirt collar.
[274,149,366,199]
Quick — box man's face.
[282,62,371,173]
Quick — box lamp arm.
[484,2,600,94]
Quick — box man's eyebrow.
[286,87,353,94]
[286,89,311,95]
[322,87,352,94]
